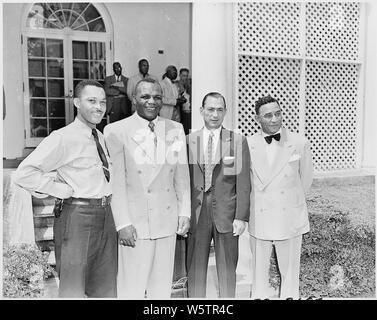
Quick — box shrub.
[3,243,53,298]
[269,194,375,298]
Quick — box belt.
[65,195,112,207]
[114,95,126,98]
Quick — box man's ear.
[255,114,260,124]
[73,98,80,110]
[199,107,204,116]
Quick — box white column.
[191,2,235,131]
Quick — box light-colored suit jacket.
[247,128,313,240]
[104,113,191,239]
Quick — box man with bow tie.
[104,78,190,298]
[247,95,314,299]
[186,92,251,297]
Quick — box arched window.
[26,3,106,32]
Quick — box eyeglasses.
[260,110,282,120]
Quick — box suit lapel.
[188,129,204,173]
[129,113,154,163]
[147,119,165,185]
[264,128,294,186]
[249,133,270,185]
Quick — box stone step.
[37,239,55,252]
[34,215,54,228]
[47,250,56,266]
[35,226,54,242]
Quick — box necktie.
[204,132,214,192]
[265,133,281,144]
[92,129,110,182]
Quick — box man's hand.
[176,96,187,105]
[232,219,246,236]
[118,225,137,247]
[177,216,190,237]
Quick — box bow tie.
[264,133,281,144]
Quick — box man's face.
[200,96,226,130]
[167,67,178,81]
[133,82,163,121]
[113,64,122,76]
[74,85,106,127]
[139,61,149,75]
[256,101,282,135]
[180,71,189,83]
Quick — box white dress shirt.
[13,117,112,199]
[203,126,221,162]
[262,128,282,166]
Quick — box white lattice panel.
[305,61,359,171]
[306,2,360,61]
[238,2,301,56]
[237,55,301,136]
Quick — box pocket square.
[289,153,301,162]
[223,156,235,165]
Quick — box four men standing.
[14,61,313,298]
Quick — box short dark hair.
[74,79,104,98]
[113,62,121,68]
[179,68,189,74]
[255,95,280,115]
[202,92,226,109]
[133,78,162,97]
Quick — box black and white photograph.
[1,0,376,304]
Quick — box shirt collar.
[261,127,282,137]
[73,117,95,139]
[203,126,222,139]
[135,112,159,128]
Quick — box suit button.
[167,188,170,192]
[167,206,170,209]
[281,191,285,194]
[200,186,204,191]
[138,170,142,174]
[147,189,151,193]
[282,207,286,211]
[198,201,201,206]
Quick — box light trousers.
[249,234,302,299]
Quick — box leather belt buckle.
[101,196,106,206]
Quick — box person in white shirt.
[126,59,158,107]
[104,78,191,298]
[159,65,187,122]
[247,95,314,299]
[13,80,117,298]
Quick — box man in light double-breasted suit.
[104,78,190,299]
[247,95,313,299]
[187,92,251,298]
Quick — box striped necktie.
[204,132,214,191]
[92,128,110,182]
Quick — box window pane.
[29,59,45,77]
[48,99,65,117]
[71,17,88,31]
[31,119,48,137]
[73,61,89,79]
[47,59,64,78]
[29,79,46,97]
[88,18,105,32]
[83,4,101,21]
[72,41,88,59]
[89,42,105,60]
[48,80,64,97]
[90,61,106,80]
[49,119,66,133]
[30,99,47,117]
[46,39,63,58]
[28,38,45,57]
[72,3,90,16]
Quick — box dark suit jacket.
[187,127,251,233]
[104,75,130,115]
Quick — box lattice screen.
[237,2,362,172]
[305,61,359,171]
[238,55,301,136]
[306,2,360,61]
[238,2,301,56]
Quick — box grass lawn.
[270,175,375,298]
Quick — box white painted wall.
[3,3,25,159]
[2,2,191,159]
[107,2,191,80]
[191,2,234,131]
[362,1,377,169]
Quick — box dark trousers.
[53,202,118,298]
[187,191,239,298]
[181,111,191,135]
[108,96,131,123]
